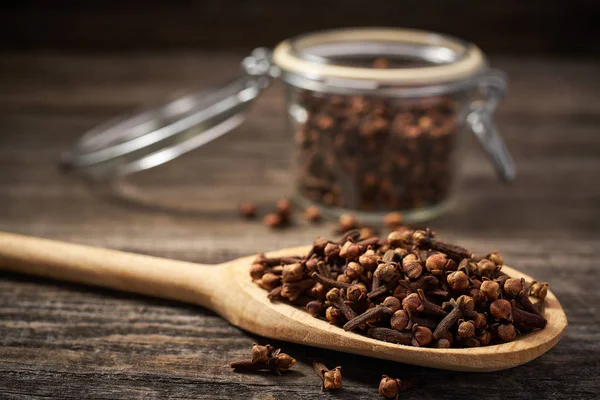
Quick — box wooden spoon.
[0,232,567,372]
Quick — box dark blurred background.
[2,0,599,56]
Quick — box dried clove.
[378,375,416,399]
[263,212,283,229]
[490,299,513,322]
[433,296,475,339]
[496,323,516,342]
[253,228,550,348]
[251,342,273,363]
[416,289,447,316]
[239,202,257,219]
[304,205,321,222]
[313,361,342,391]
[368,327,412,345]
[343,304,393,331]
[511,300,547,331]
[230,344,296,375]
[295,89,463,212]
[312,272,352,289]
[326,288,358,322]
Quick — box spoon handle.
[0,232,220,309]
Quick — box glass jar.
[63,28,514,223]
[273,28,514,222]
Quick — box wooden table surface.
[0,52,598,399]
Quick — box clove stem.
[343,305,393,331]
[311,272,352,289]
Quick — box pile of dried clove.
[292,87,465,212]
[251,227,549,348]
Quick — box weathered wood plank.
[0,53,598,398]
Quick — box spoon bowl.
[0,233,567,372]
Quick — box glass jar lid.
[273,28,487,86]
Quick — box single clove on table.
[252,227,549,349]
[379,375,417,399]
[312,360,343,391]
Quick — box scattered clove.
[313,361,342,391]
[263,213,283,229]
[304,205,321,222]
[378,374,416,399]
[230,343,296,375]
[239,202,257,218]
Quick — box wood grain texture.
[0,52,599,398]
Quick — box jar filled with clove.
[63,28,515,222]
[274,28,515,222]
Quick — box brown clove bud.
[529,281,549,300]
[425,254,447,271]
[239,202,257,218]
[324,242,341,258]
[249,263,266,280]
[345,262,364,279]
[490,299,513,321]
[326,306,344,325]
[379,375,400,399]
[276,198,293,218]
[382,296,402,313]
[387,230,410,247]
[411,324,433,347]
[478,330,493,346]
[503,278,523,297]
[390,310,410,331]
[496,323,516,342]
[447,270,469,292]
[346,284,367,302]
[282,263,304,283]
[480,280,501,300]
[472,312,488,329]
[272,350,296,371]
[379,375,401,398]
[306,300,324,317]
[488,251,504,266]
[338,214,358,231]
[264,212,283,229]
[402,261,423,280]
[340,240,361,260]
[251,343,274,363]
[457,320,476,338]
[313,361,342,391]
[358,249,379,271]
[258,273,281,290]
[477,259,498,278]
[304,205,321,222]
[402,293,424,314]
[374,263,398,283]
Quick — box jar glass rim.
[273,28,487,85]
